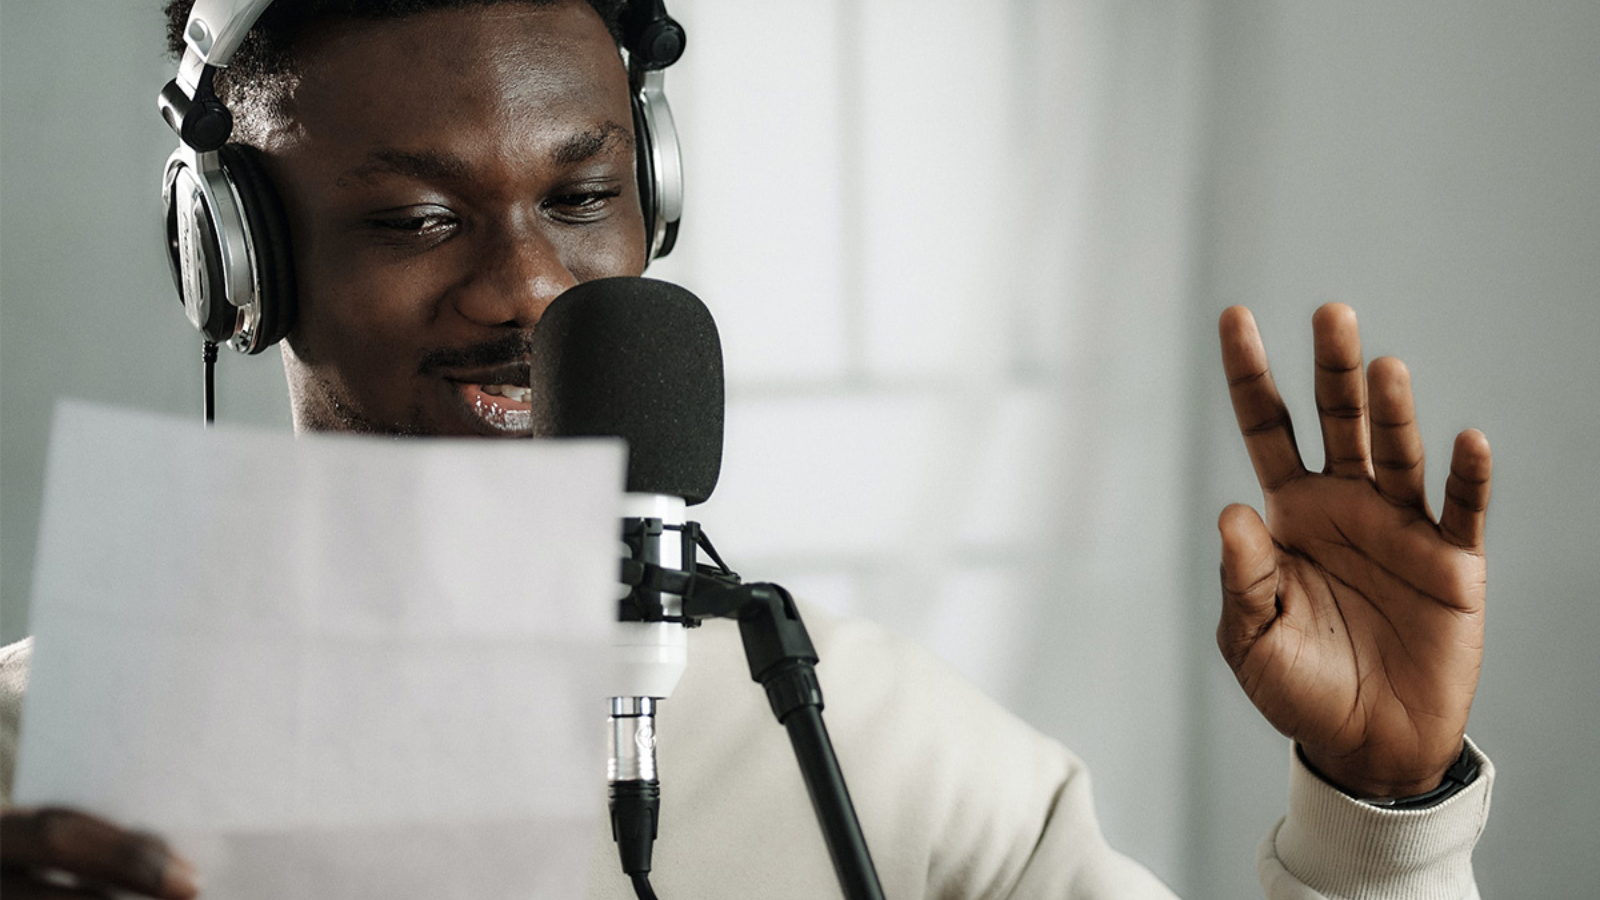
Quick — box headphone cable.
[202,339,218,426]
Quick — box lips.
[434,362,534,436]
[458,382,533,435]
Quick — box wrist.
[1297,742,1479,807]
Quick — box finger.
[1216,503,1280,671]
[0,808,198,899]
[1367,356,1429,510]
[1312,303,1372,478]
[1220,306,1306,491]
[1440,429,1492,552]
[1,870,113,900]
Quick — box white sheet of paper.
[14,402,626,899]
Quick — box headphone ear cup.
[164,161,238,344]
[217,143,297,353]
[631,76,683,261]
[632,93,659,256]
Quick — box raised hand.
[1216,303,1491,798]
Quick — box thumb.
[1217,503,1279,672]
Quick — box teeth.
[480,384,531,403]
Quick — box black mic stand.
[618,524,886,900]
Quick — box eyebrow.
[552,121,632,165]
[340,148,468,186]
[337,122,634,187]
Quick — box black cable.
[202,339,219,426]
[611,778,660,871]
[629,873,659,900]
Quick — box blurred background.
[3,1,1597,896]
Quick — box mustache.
[418,332,533,374]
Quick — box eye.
[366,205,459,244]
[544,185,624,223]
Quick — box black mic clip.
[618,519,738,625]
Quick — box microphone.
[536,279,883,900]
[530,276,724,893]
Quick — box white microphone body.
[608,492,690,784]
[609,492,690,699]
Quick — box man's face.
[263,1,646,436]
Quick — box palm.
[1217,305,1491,798]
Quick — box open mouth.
[453,380,533,436]
[421,335,536,437]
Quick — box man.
[0,1,1495,897]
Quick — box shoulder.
[802,601,1076,779]
[1,637,34,807]
[1,636,32,687]
[683,599,1075,778]
[795,607,1177,896]
[806,602,1071,750]
[669,601,1128,897]
[802,604,1094,866]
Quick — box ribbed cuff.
[1259,737,1492,900]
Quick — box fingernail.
[163,854,202,898]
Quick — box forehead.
[273,3,629,154]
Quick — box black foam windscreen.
[531,277,724,505]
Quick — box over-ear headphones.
[159,0,686,356]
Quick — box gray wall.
[1186,2,1600,897]
[0,1,293,644]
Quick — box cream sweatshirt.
[0,603,1491,899]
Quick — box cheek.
[562,213,650,281]
[287,207,470,360]
[569,240,648,282]
[289,258,435,368]
[272,178,446,362]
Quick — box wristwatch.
[1298,742,1480,810]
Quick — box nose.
[452,222,577,327]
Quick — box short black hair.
[163,0,627,142]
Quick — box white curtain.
[648,1,1210,888]
[2,3,1219,887]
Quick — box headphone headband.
[176,0,682,86]
[179,0,277,69]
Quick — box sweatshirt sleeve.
[0,637,34,808]
[1257,738,1492,900]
